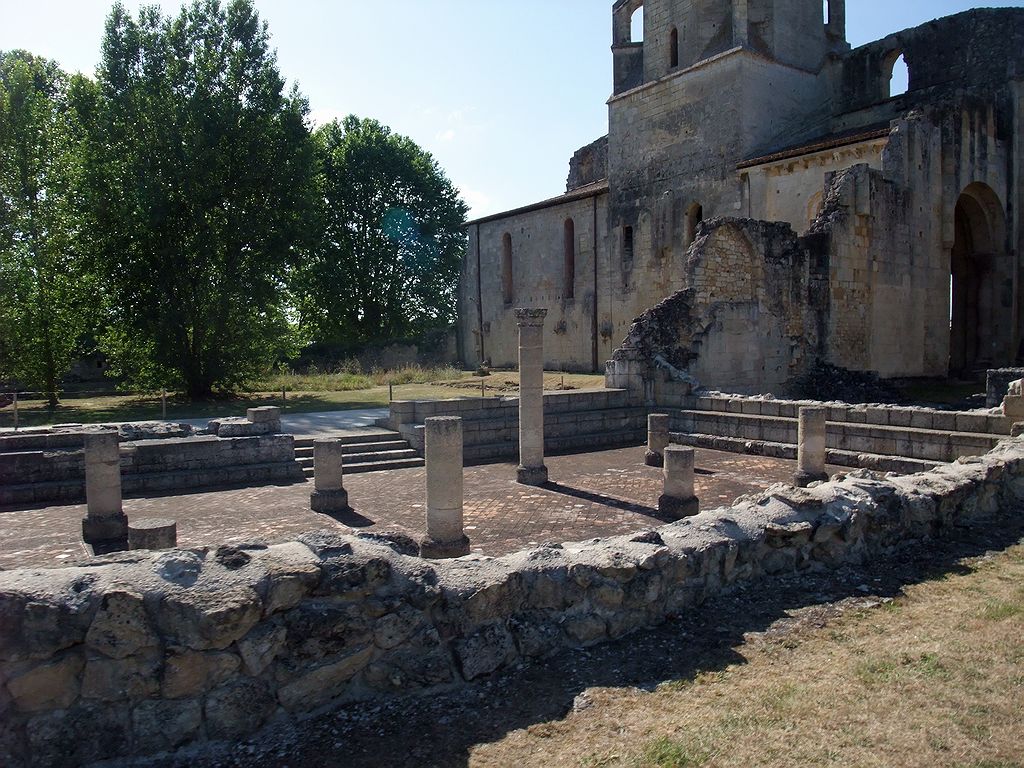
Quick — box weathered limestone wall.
[460,190,609,372]
[741,138,887,234]
[566,136,608,192]
[4,435,1024,766]
[822,99,1016,378]
[605,217,826,397]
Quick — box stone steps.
[293,431,424,477]
[464,430,644,464]
[670,432,942,475]
[672,409,1002,464]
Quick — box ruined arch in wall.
[885,49,910,98]
[949,182,1008,377]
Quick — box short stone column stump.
[793,406,829,487]
[658,445,700,519]
[81,431,129,548]
[420,416,471,559]
[645,413,670,467]
[310,439,351,514]
[128,518,177,551]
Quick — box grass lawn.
[470,543,1024,768]
[0,370,607,429]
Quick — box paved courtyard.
[0,446,837,569]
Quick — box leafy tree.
[0,50,94,406]
[296,116,468,349]
[78,0,316,398]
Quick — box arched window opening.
[685,203,704,246]
[623,225,635,263]
[669,27,679,68]
[563,219,576,300]
[630,6,644,43]
[501,233,513,305]
[889,53,909,97]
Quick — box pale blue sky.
[1,1,1020,218]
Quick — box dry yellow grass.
[470,545,1024,768]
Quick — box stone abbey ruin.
[460,1,1024,393]
[3,2,1024,766]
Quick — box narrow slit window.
[501,232,513,304]
[670,27,679,68]
[563,219,576,299]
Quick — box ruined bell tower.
[605,0,844,326]
[613,0,847,96]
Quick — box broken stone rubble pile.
[2,437,1024,766]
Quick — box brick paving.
[0,446,834,569]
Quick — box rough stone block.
[247,406,282,424]
[128,518,177,551]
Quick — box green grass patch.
[855,652,951,686]
[979,599,1024,621]
[637,735,712,768]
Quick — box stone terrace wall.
[662,393,1011,472]
[3,436,1024,767]
[0,433,303,507]
[385,389,646,462]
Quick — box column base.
[516,464,548,486]
[310,489,351,514]
[82,512,129,546]
[658,494,700,520]
[792,470,829,488]
[644,450,664,468]
[419,535,471,559]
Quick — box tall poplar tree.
[79,0,316,397]
[0,50,93,406]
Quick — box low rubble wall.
[3,435,1023,767]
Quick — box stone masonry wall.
[4,435,1024,766]
[385,389,646,463]
[0,432,302,507]
[605,217,826,397]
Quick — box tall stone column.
[81,431,128,547]
[793,406,829,487]
[421,416,470,558]
[515,308,548,485]
[658,446,699,519]
[645,413,670,467]
[310,439,350,513]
